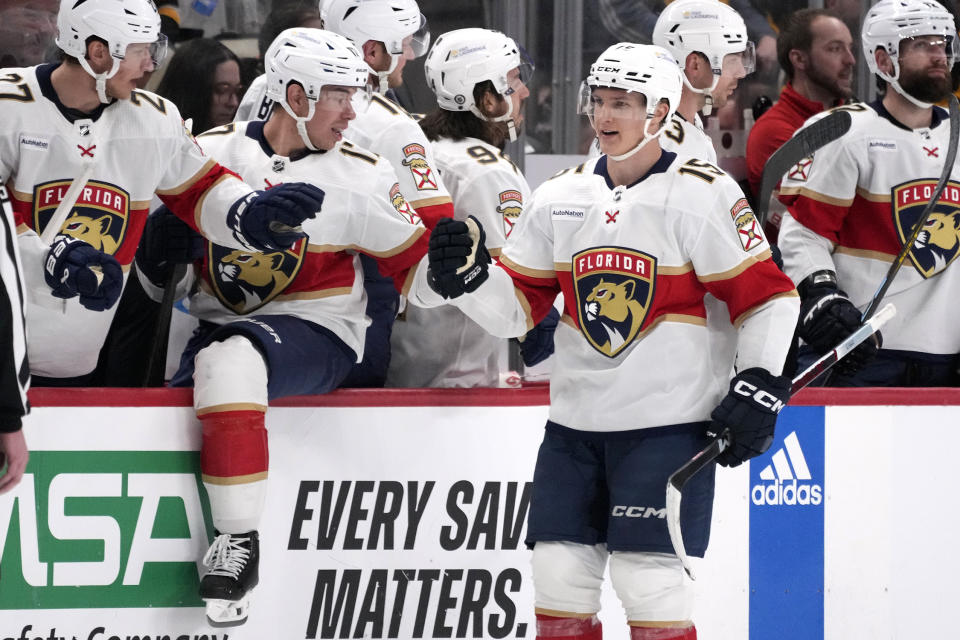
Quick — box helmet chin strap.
[682,73,720,116]
[607,118,663,162]
[78,56,120,104]
[469,98,519,142]
[376,54,402,94]
[280,100,319,151]
[880,61,935,110]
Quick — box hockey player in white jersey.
[421,43,798,639]
[137,28,442,626]
[0,0,324,385]
[387,27,558,387]
[236,0,453,387]
[779,0,960,386]
[651,0,755,163]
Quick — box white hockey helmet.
[424,28,533,140]
[862,0,957,108]
[579,43,683,161]
[56,0,167,104]
[320,0,430,92]
[265,27,371,150]
[652,0,755,114]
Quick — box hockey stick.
[665,302,897,580]
[822,95,960,384]
[141,262,188,387]
[755,110,852,226]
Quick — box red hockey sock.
[629,624,697,639]
[199,409,268,481]
[536,613,603,640]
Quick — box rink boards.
[0,387,956,640]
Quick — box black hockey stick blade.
[756,110,852,226]
[665,303,896,579]
[862,94,959,324]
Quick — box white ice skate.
[200,530,260,627]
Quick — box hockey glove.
[797,270,881,377]
[708,367,791,468]
[227,182,323,252]
[136,206,205,287]
[516,306,560,367]
[427,216,491,299]
[44,234,123,311]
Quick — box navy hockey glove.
[797,270,881,377]
[227,183,323,252]
[516,306,560,367]
[708,367,791,468]
[136,206,205,287]
[427,216,491,299]
[44,234,123,311]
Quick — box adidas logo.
[751,431,823,506]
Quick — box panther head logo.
[574,247,656,357]
[913,209,960,276]
[211,246,304,314]
[62,213,120,254]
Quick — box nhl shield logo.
[893,179,960,278]
[573,247,656,358]
[209,243,306,314]
[496,189,523,237]
[33,179,129,254]
[401,143,438,190]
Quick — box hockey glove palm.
[427,216,491,299]
[798,272,881,377]
[708,367,790,468]
[516,307,560,367]
[44,234,123,311]
[136,206,205,287]
[227,183,323,252]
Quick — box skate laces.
[203,534,251,579]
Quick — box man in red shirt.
[746,8,856,240]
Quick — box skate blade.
[204,595,250,627]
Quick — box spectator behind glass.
[0,1,57,67]
[745,8,855,240]
[156,38,242,134]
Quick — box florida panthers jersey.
[0,64,255,378]
[388,136,532,387]
[779,101,960,355]
[186,120,430,360]
[443,152,798,431]
[236,75,453,224]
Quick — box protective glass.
[722,41,755,76]
[316,84,372,113]
[900,35,958,67]
[576,81,647,122]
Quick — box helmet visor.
[408,14,431,59]
[899,35,958,68]
[577,82,647,123]
[722,41,755,77]
[505,50,535,96]
[124,33,168,67]
[316,84,371,113]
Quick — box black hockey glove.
[44,234,123,311]
[136,206,205,287]
[227,182,323,252]
[708,367,791,468]
[797,270,881,377]
[427,216,491,299]
[515,306,560,367]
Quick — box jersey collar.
[593,150,677,191]
[245,119,326,161]
[870,98,948,131]
[37,63,112,124]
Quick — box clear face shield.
[392,14,431,60]
[315,84,372,114]
[120,33,168,68]
[720,40,755,78]
[899,34,958,68]
[577,82,648,127]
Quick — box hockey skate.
[199,530,260,627]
